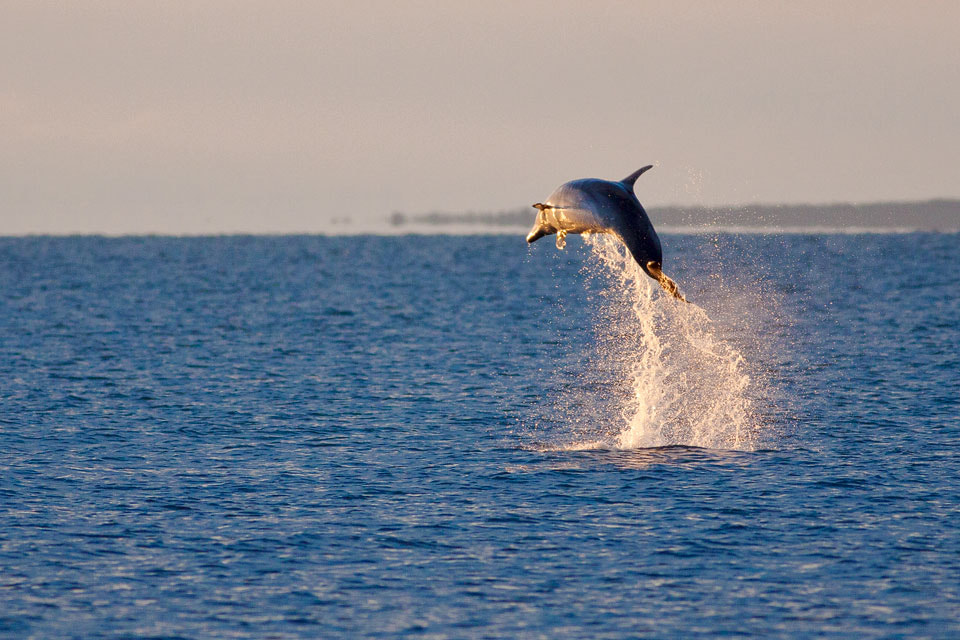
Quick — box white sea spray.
[564,234,761,450]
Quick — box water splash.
[564,234,760,451]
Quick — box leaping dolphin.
[527,165,687,301]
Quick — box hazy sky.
[2,1,959,233]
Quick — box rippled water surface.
[2,233,958,638]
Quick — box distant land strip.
[389,199,960,232]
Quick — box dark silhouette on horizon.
[390,199,960,232]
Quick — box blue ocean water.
[1,233,958,638]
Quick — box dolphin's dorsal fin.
[621,165,654,191]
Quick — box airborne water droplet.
[555,230,567,250]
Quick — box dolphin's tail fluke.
[645,261,688,302]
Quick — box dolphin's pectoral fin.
[645,261,688,302]
[555,230,567,250]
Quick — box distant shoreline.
[389,199,960,233]
[1,200,956,236]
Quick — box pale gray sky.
[2,1,959,234]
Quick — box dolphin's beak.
[528,203,549,243]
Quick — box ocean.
[1,232,958,638]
